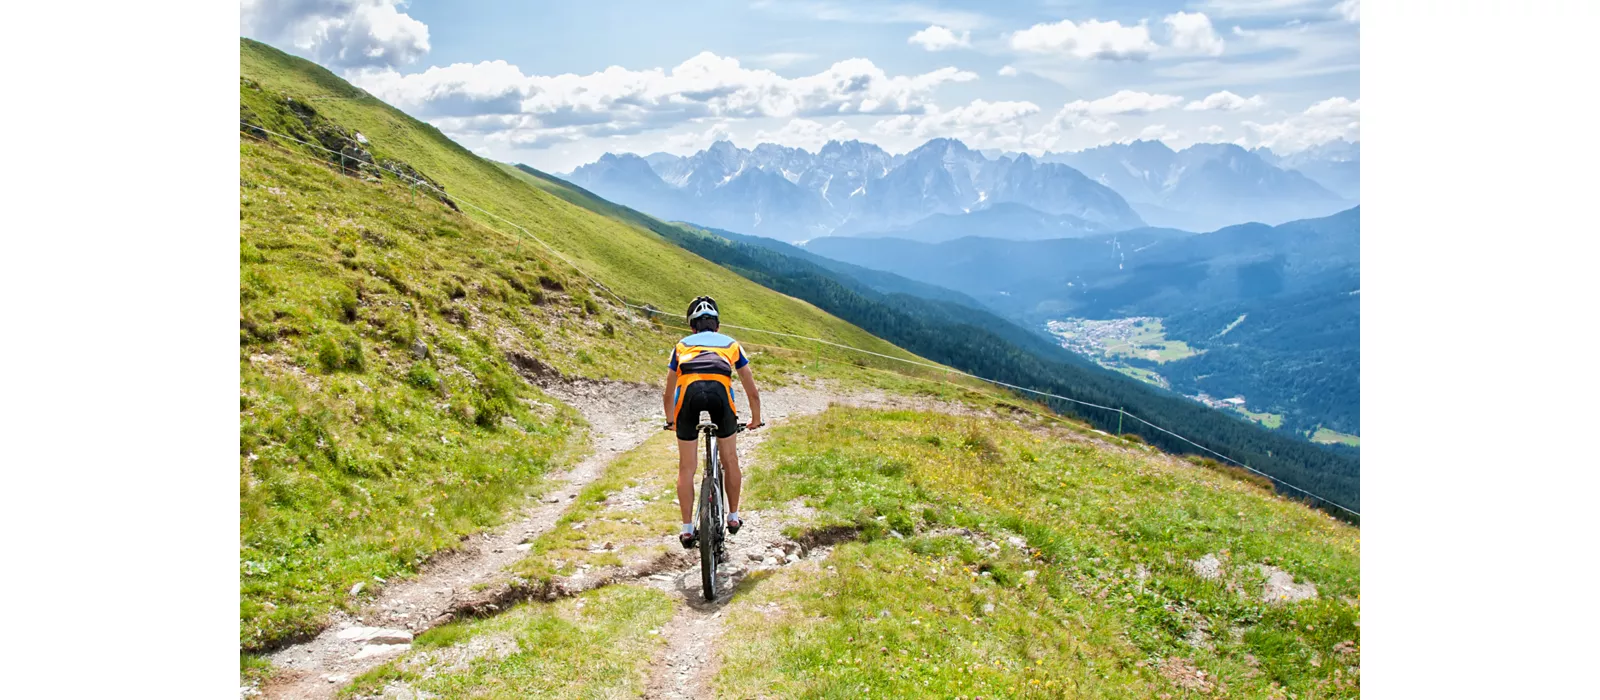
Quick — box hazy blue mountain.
[985,154,1143,229]
[566,137,1143,242]
[849,202,1114,243]
[565,153,691,221]
[703,226,989,309]
[1258,140,1361,200]
[1046,141,1352,231]
[640,151,683,177]
[806,207,1358,321]
[845,138,990,231]
[806,139,895,213]
[699,166,831,240]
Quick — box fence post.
[1117,407,1124,436]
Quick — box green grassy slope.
[238,38,942,651]
[344,404,1359,698]
[717,406,1359,698]
[240,38,924,361]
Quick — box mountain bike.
[668,413,745,601]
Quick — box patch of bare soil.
[1258,564,1318,604]
[1158,656,1218,695]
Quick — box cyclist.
[663,296,763,549]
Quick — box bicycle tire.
[699,437,719,601]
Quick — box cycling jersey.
[668,331,749,419]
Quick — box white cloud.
[1201,124,1227,139]
[1305,96,1360,117]
[997,65,1018,77]
[1163,12,1225,56]
[1184,90,1265,111]
[874,99,1041,149]
[352,52,977,149]
[754,118,861,151]
[908,25,971,51]
[1061,90,1183,116]
[241,0,430,70]
[1024,101,1122,152]
[1135,124,1180,142]
[1243,96,1360,151]
[664,121,736,153]
[1009,19,1158,60]
[1334,0,1360,22]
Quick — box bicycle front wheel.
[699,476,718,601]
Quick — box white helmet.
[686,295,719,322]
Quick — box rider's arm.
[662,369,678,425]
[736,364,762,428]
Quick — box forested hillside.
[806,210,1361,439]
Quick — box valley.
[1041,316,1300,436]
[803,210,1360,442]
[1045,317,1201,367]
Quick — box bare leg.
[676,439,698,525]
[719,433,742,516]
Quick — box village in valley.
[1044,317,1277,428]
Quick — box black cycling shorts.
[675,380,739,441]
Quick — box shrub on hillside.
[406,363,439,391]
[315,332,365,373]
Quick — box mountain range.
[562,137,1358,242]
[1042,140,1356,232]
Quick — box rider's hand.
[746,417,764,430]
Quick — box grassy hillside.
[240,38,926,360]
[347,404,1360,698]
[720,407,1358,698]
[238,38,943,651]
[239,40,1358,699]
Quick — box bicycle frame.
[691,412,745,600]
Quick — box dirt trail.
[258,377,985,699]
[261,378,660,699]
[637,385,954,699]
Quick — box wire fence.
[239,121,1360,519]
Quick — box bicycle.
[666,412,745,601]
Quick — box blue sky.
[241,0,1359,171]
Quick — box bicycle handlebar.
[661,421,761,432]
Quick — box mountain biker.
[664,296,763,550]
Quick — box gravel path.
[255,377,982,699]
[260,378,660,699]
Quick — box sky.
[240,0,1359,172]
